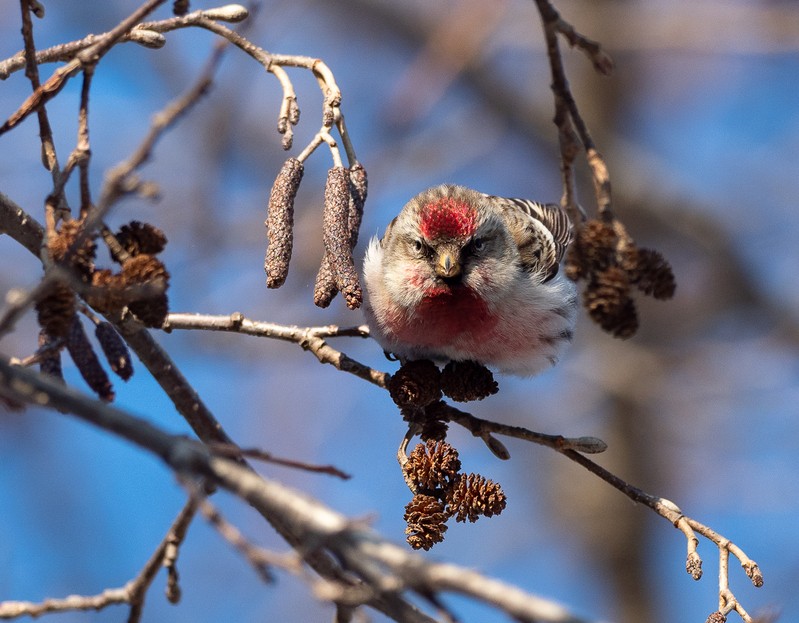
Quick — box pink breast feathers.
[419,198,478,240]
[396,284,497,348]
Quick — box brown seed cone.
[419,418,449,442]
[47,218,97,283]
[38,329,64,381]
[402,440,462,492]
[121,255,170,328]
[85,269,128,314]
[564,219,616,282]
[388,360,442,408]
[629,247,676,300]
[400,401,450,441]
[173,0,189,16]
[35,283,76,339]
[446,473,507,523]
[112,221,167,262]
[323,166,362,309]
[313,253,339,308]
[404,494,449,551]
[95,321,133,381]
[441,360,498,402]
[265,157,303,289]
[121,254,169,286]
[584,266,638,339]
[65,316,114,402]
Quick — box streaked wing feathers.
[488,195,573,281]
[503,197,572,261]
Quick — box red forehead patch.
[419,198,477,240]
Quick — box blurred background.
[1,1,798,621]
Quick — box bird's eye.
[472,237,485,252]
[412,239,425,255]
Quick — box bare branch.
[207,442,351,480]
[0,0,168,136]
[163,312,387,387]
[0,358,592,623]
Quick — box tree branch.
[0,357,591,623]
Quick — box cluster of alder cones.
[402,439,506,550]
[386,360,506,549]
[34,218,169,401]
[565,217,675,338]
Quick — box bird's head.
[381,185,518,307]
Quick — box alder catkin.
[65,316,114,402]
[95,321,133,381]
[38,329,63,381]
[313,254,339,308]
[264,157,304,289]
[314,163,368,309]
[347,162,367,248]
[35,283,75,339]
[323,166,362,309]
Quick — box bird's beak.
[435,249,461,280]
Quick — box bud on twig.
[203,4,249,22]
[264,157,303,288]
[128,29,166,49]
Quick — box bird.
[362,184,578,376]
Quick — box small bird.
[363,184,578,376]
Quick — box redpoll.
[363,184,577,376]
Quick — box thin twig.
[1,0,167,136]
[207,442,351,480]
[19,0,59,177]
[533,0,613,221]
[0,496,198,621]
[196,494,305,583]
[163,312,387,387]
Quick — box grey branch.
[0,358,593,623]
